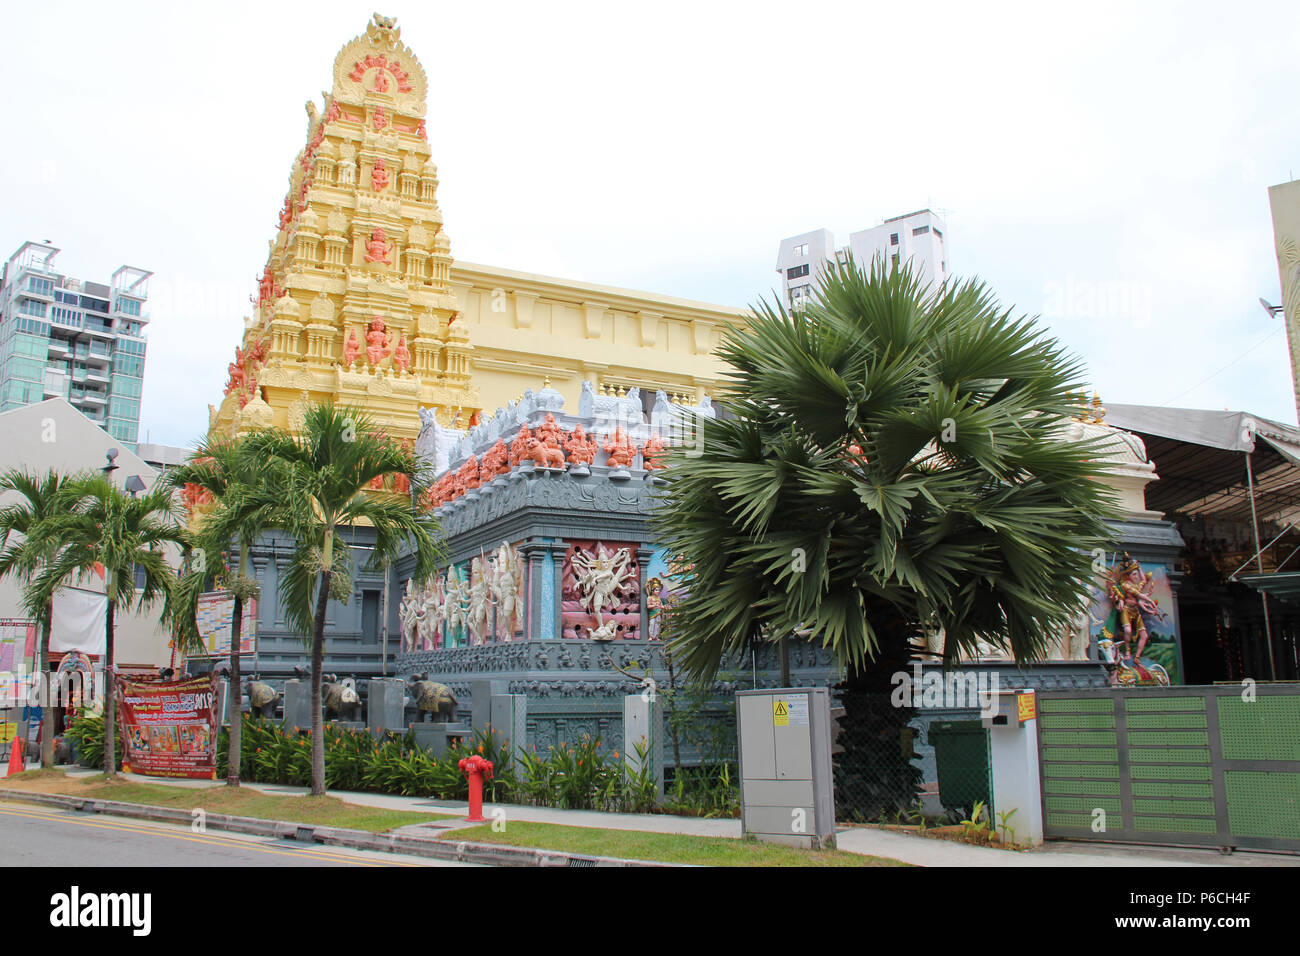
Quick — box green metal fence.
[1038,684,1300,852]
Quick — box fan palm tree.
[25,476,188,778]
[652,256,1120,818]
[240,403,442,796]
[168,437,285,787]
[0,469,87,767]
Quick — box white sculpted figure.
[466,555,495,643]
[397,580,420,652]
[438,566,471,646]
[572,545,634,639]
[490,541,525,638]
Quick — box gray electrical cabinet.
[737,687,836,850]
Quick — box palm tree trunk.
[104,597,116,779]
[309,569,331,797]
[39,604,53,769]
[227,594,242,787]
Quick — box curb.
[0,789,688,868]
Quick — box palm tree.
[241,403,442,796]
[652,257,1120,818]
[26,476,188,778]
[168,437,284,787]
[0,469,86,767]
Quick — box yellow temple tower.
[209,14,747,443]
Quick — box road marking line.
[0,805,420,866]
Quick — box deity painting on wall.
[644,548,693,642]
[1088,554,1180,686]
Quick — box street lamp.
[1260,297,1284,319]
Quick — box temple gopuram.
[208,14,746,443]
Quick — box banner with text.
[112,670,219,779]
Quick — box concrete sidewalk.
[63,770,1297,866]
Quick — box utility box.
[737,687,836,850]
[982,689,1044,846]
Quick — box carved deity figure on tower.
[373,106,389,131]
[343,329,361,367]
[371,157,390,191]
[224,346,247,396]
[366,317,392,365]
[393,332,411,372]
[364,228,393,264]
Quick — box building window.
[793,243,809,257]
[890,233,899,246]
[933,228,943,239]
[891,253,900,270]
[912,225,930,236]
[787,264,810,281]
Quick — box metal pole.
[1244,451,1278,680]
[381,557,390,677]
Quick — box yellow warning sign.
[773,699,789,727]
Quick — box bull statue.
[321,673,362,721]
[407,673,458,723]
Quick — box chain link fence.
[833,696,992,824]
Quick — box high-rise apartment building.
[0,242,151,447]
[776,209,950,309]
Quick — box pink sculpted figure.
[373,107,389,132]
[365,317,392,365]
[393,333,410,372]
[343,329,361,367]
[373,69,389,93]
[224,346,246,396]
[371,158,389,192]
[564,425,597,466]
[603,427,636,469]
[641,432,668,471]
[508,424,533,469]
[535,412,564,450]
[526,438,566,470]
[364,228,393,264]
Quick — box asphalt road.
[0,802,476,867]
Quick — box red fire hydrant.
[459,754,494,822]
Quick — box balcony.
[46,338,71,355]
[75,391,107,406]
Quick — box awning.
[1236,571,1300,604]
[1100,404,1300,524]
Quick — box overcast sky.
[2,0,1298,450]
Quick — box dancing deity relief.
[371,157,390,192]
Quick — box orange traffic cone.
[6,732,25,777]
